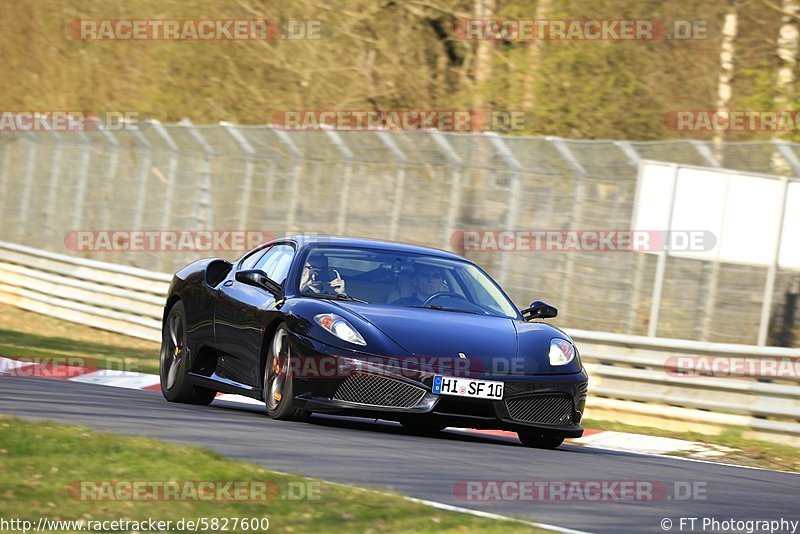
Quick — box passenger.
[391,266,445,306]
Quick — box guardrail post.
[181,120,214,231]
[772,140,800,177]
[687,146,724,341]
[271,128,304,233]
[148,120,180,270]
[69,132,93,236]
[618,143,648,334]
[16,133,39,242]
[548,136,587,321]
[377,131,407,241]
[97,130,120,235]
[221,122,256,231]
[758,176,791,346]
[429,131,463,250]
[130,129,152,231]
[42,132,64,247]
[323,129,354,235]
[126,128,152,265]
[0,142,11,230]
[614,141,641,167]
[647,164,680,337]
[486,133,522,286]
[691,140,721,168]
[149,120,180,231]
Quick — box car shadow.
[207,396,623,456]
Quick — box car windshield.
[296,246,519,319]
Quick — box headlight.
[548,338,575,366]
[314,313,366,346]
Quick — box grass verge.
[583,418,800,472]
[0,302,159,374]
[0,416,546,533]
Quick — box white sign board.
[634,161,799,270]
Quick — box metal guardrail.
[1,241,798,444]
[0,241,168,342]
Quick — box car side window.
[254,245,295,285]
[239,246,270,271]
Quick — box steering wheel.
[422,291,468,307]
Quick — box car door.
[213,244,295,388]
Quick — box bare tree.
[472,0,496,110]
[522,0,550,112]
[776,0,799,116]
[772,0,798,173]
[713,0,741,163]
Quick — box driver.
[300,253,346,295]
[391,265,445,306]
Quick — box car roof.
[278,234,465,261]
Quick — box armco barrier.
[0,241,167,342]
[1,241,798,445]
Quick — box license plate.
[432,375,504,400]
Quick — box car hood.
[285,299,581,377]
[337,303,518,371]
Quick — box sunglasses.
[417,272,443,280]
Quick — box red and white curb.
[0,356,721,457]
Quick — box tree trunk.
[522,0,551,112]
[713,1,740,164]
[776,0,799,107]
[472,0,496,111]
[772,0,798,174]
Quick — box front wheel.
[263,325,308,421]
[160,301,216,405]
[517,429,565,449]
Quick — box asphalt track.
[1,376,798,533]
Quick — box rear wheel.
[264,325,308,421]
[517,429,565,449]
[160,301,216,405]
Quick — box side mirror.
[521,300,558,321]
[235,269,284,299]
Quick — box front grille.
[333,373,425,408]
[505,394,574,425]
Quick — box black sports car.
[160,235,588,448]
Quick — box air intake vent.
[333,373,426,408]
[505,394,574,425]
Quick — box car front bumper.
[289,332,588,437]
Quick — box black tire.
[517,429,565,449]
[399,417,447,435]
[160,301,216,405]
[263,324,308,421]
